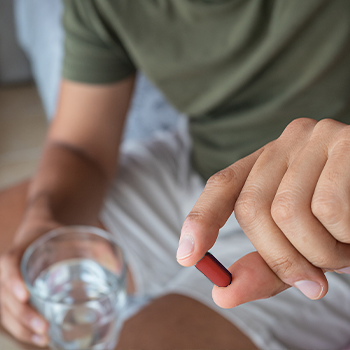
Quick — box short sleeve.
[62,0,136,84]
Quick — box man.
[1,1,350,348]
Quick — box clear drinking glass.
[21,226,127,350]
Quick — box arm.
[0,75,135,346]
[27,77,134,226]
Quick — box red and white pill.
[195,252,232,287]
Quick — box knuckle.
[234,189,261,228]
[268,256,296,278]
[271,194,299,226]
[311,251,334,269]
[281,118,316,138]
[312,191,343,226]
[206,166,238,188]
[263,139,277,151]
[332,128,350,154]
[313,118,338,135]
[338,125,350,139]
[184,210,213,229]
[185,210,207,223]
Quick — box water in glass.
[32,258,126,350]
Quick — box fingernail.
[176,235,195,260]
[336,266,350,274]
[32,335,48,347]
[294,280,323,299]
[13,283,26,301]
[30,317,46,334]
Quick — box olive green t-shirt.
[62,0,350,180]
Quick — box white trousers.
[101,120,350,350]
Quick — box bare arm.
[25,76,135,227]
[1,75,135,346]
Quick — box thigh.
[117,294,258,350]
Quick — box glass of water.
[21,226,127,350]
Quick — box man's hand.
[177,118,350,308]
[0,217,60,347]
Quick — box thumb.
[0,247,29,302]
[212,252,290,308]
[177,149,263,267]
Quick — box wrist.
[13,192,60,247]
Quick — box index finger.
[177,149,263,266]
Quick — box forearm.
[13,77,135,244]
[0,77,134,348]
[25,140,112,226]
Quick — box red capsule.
[195,252,232,287]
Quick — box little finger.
[1,285,48,335]
[1,303,49,347]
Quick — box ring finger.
[1,303,48,347]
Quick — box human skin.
[2,76,350,347]
[0,75,258,349]
[0,76,135,346]
[177,117,350,307]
